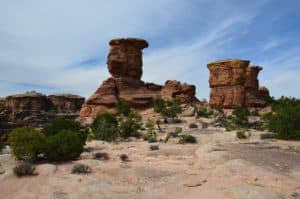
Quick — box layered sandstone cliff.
[80,38,198,118]
[207,59,270,108]
[0,91,85,140]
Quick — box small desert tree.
[89,113,119,142]
[118,111,142,138]
[116,101,131,116]
[266,97,300,140]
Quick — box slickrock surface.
[80,38,198,119]
[207,59,270,108]
[1,115,299,199]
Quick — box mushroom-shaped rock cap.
[207,59,250,68]
[109,38,149,49]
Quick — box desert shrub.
[161,99,182,121]
[174,127,182,136]
[178,135,197,144]
[42,117,81,137]
[155,119,162,132]
[153,99,166,113]
[202,122,209,129]
[232,106,250,128]
[236,130,251,139]
[149,144,159,151]
[120,154,128,162]
[144,119,157,143]
[71,163,91,174]
[189,123,198,129]
[260,133,276,139]
[9,126,46,162]
[44,130,84,162]
[265,97,300,140]
[250,110,260,116]
[0,139,4,153]
[89,113,119,142]
[93,152,109,160]
[196,107,213,118]
[13,162,36,177]
[116,101,131,116]
[118,112,142,138]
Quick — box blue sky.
[0,0,299,99]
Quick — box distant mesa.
[80,38,199,119]
[0,91,84,140]
[207,59,270,108]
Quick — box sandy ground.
[0,116,300,199]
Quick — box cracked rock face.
[207,59,270,108]
[80,38,198,118]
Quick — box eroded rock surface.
[207,59,270,108]
[81,38,198,118]
[0,91,85,140]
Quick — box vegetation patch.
[236,130,251,139]
[93,152,109,160]
[178,135,197,144]
[71,163,91,174]
[264,97,300,140]
[13,162,37,177]
[9,126,46,162]
[89,113,119,142]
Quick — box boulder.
[161,80,197,103]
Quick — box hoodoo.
[80,38,198,119]
[207,59,270,108]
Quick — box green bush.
[250,110,260,116]
[118,112,142,138]
[93,152,109,160]
[44,130,84,162]
[153,98,182,122]
[89,113,119,142]
[116,101,131,116]
[236,130,250,139]
[120,154,129,162]
[266,97,300,140]
[71,163,91,174]
[42,117,81,137]
[178,135,197,144]
[13,162,37,177]
[174,127,182,136]
[232,106,250,128]
[161,99,182,121]
[9,126,46,162]
[0,139,4,152]
[189,123,198,129]
[153,99,166,113]
[196,107,213,118]
[143,119,157,142]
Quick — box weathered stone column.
[207,59,250,108]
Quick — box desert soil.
[0,116,300,199]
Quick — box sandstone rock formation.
[207,59,270,108]
[0,91,85,141]
[81,38,198,118]
[48,94,85,113]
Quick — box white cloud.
[1,0,299,101]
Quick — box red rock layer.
[207,59,269,108]
[80,38,198,118]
